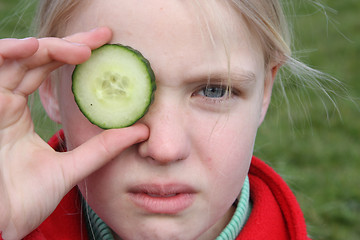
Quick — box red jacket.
[2,131,310,239]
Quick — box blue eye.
[200,86,227,98]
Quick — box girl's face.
[52,1,274,239]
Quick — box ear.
[258,63,280,126]
[39,77,62,124]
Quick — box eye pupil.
[203,86,226,98]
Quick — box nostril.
[137,139,149,158]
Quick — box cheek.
[191,117,255,226]
[197,111,258,188]
[57,66,102,150]
[205,123,254,181]
[202,99,262,181]
[198,103,260,165]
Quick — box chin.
[112,217,203,240]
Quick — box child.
[0,0,312,239]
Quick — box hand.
[0,27,149,239]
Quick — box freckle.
[124,30,133,37]
[206,157,214,168]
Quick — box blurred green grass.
[255,1,360,239]
[1,0,359,239]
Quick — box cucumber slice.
[72,44,156,129]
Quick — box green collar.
[82,176,251,240]
[216,176,251,240]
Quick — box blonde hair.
[35,0,290,65]
[33,0,344,119]
[34,0,81,37]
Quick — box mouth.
[128,184,196,214]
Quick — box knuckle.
[97,132,113,157]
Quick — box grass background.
[1,0,359,239]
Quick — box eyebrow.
[204,69,257,87]
[182,66,258,89]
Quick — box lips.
[128,184,196,214]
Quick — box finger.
[60,123,149,187]
[20,38,92,69]
[19,27,112,69]
[11,61,63,96]
[0,38,39,63]
[64,26,113,49]
[0,39,90,93]
[0,38,39,89]
[14,39,92,94]
[3,28,112,94]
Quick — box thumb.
[59,123,149,188]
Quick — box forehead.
[66,0,265,80]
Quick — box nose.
[138,97,190,165]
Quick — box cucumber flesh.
[72,44,156,129]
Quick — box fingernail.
[90,27,101,32]
[70,42,87,47]
[20,37,35,41]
